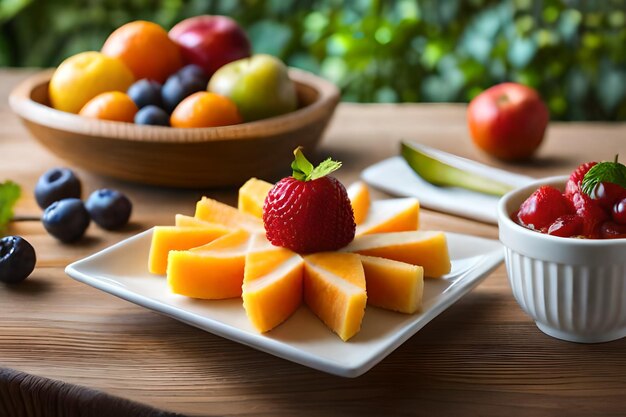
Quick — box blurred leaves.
[0,0,625,120]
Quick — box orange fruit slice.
[347,181,371,225]
[360,255,423,314]
[79,91,138,123]
[174,214,230,229]
[344,231,451,278]
[355,198,419,236]
[101,20,182,83]
[303,252,367,341]
[148,225,231,274]
[194,197,264,233]
[242,234,303,333]
[49,51,135,113]
[167,230,251,299]
[238,178,273,218]
[170,92,242,128]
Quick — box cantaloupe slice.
[344,231,451,278]
[355,198,419,236]
[360,255,423,313]
[243,234,303,333]
[195,197,264,233]
[238,178,273,219]
[347,181,371,225]
[148,225,231,275]
[175,214,231,229]
[303,252,367,341]
[167,230,251,299]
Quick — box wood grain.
[2,70,626,417]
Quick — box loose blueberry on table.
[85,189,132,230]
[0,236,36,284]
[34,167,81,209]
[42,198,91,243]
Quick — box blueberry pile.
[36,167,132,242]
[127,64,209,126]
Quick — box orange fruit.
[355,198,420,236]
[238,178,273,218]
[170,92,242,128]
[101,20,182,83]
[49,51,135,114]
[303,252,367,341]
[79,91,138,123]
[194,197,264,233]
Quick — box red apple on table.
[169,15,252,78]
[467,82,549,161]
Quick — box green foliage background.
[1,0,625,121]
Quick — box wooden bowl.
[9,68,340,188]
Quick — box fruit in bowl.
[498,174,626,343]
[208,54,298,122]
[44,17,304,130]
[169,15,252,78]
[49,51,135,114]
[102,20,183,83]
[512,158,626,239]
[10,15,339,187]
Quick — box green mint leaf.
[581,157,626,196]
[0,180,21,233]
[291,147,314,181]
[290,147,342,181]
[309,158,342,180]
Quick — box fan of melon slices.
[148,161,451,342]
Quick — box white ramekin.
[498,175,626,343]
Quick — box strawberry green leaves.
[291,147,342,181]
[581,155,626,197]
[0,181,21,233]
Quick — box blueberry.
[161,72,208,113]
[127,79,163,109]
[134,105,170,126]
[85,189,132,230]
[0,236,36,284]
[42,198,90,243]
[178,65,208,83]
[34,167,81,209]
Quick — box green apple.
[208,54,298,122]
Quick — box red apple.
[467,82,549,161]
[169,15,251,78]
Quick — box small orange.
[79,91,138,123]
[102,20,182,83]
[171,92,243,128]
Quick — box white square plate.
[66,229,503,377]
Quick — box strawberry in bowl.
[498,157,626,343]
[512,157,626,239]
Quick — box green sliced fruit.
[400,141,516,197]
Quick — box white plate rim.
[65,229,504,377]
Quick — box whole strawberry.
[263,148,355,253]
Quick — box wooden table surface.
[1,70,626,417]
